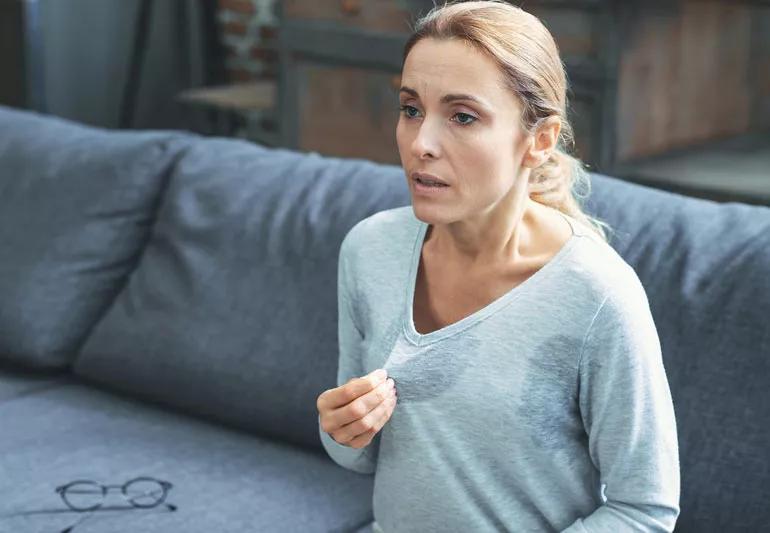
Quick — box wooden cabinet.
[276,0,769,192]
[295,62,402,162]
[284,0,414,33]
[568,93,602,168]
[524,3,606,63]
[277,0,617,170]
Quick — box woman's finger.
[345,395,397,449]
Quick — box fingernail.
[375,368,388,381]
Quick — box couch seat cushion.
[0,382,375,533]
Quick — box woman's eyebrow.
[399,86,491,110]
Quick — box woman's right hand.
[317,368,398,449]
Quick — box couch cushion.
[73,138,412,449]
[0,382,375,533]
[0,105,195,370]
[0,363,72,404]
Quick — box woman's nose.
[411,123,440,159]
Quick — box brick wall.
[218,0,278,83]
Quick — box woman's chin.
[411,204,448,224]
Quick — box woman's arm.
[318,232,381,475]
[562,285,681,532]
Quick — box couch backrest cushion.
[0,105,195,370]
[73,138,413,448]
[585,173,770,529]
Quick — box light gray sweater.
[319,206,680,532]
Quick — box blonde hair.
[402,0,613,243]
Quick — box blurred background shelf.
[176,79,278,146]
[612,131,770,206]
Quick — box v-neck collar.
[403,211,581,346]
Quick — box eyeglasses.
[55,476,174,512]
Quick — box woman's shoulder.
[560,227,651,312]
[552,234,659,355]
[340,206,417,258]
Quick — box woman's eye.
[454,112,477,125]
[398,104,419,119]
[398,105,477,126]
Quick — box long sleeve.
[318,232,381,475]
[561,286,681,532]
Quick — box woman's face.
[396,37,531,219]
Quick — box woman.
[317,1,680,531]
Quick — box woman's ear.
[522,116,561,168]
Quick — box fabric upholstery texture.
[0,105,194,370]
[0,379,375,533]
[73,139,414,449]
[0,362,71,405]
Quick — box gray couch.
[0,104,768,533]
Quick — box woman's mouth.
[416,177,448,187]
[414,177,450,194]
